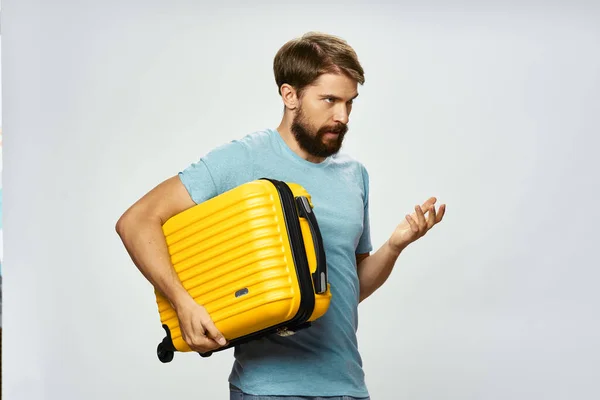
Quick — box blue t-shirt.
[178,128,373,397]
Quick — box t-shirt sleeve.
[356,163,373,254]
[178,139,253,204]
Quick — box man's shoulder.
[235,128,273,151]
[201,128,272,161]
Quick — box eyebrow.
[320,93,359,101]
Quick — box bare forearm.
[116,213,192,310]
[357,239,405,302]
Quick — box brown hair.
[273,31,365,98]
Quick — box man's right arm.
[115,175,227,350]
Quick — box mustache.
[318,124,348,135]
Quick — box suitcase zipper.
[261,178,316,324]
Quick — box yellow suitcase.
[155,178,331,362]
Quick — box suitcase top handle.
[295,196,328,294]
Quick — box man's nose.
[333,106,350,125]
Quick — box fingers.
[405,214,419,233]
[414,202,446,235]
[437,204,446,222]
[406,206,427,238]
[427,205,436,229]
[404,200,446,244]
[185,327,222,353]
[418,198,446,226]
[415,205,427,231]
[202,317,227,346]
[421,197,436,209]
[178,304,228,353]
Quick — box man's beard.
[290,106,348,158]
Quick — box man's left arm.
[356,242,401,303]
[357,198,446,303]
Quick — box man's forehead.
[313,72,357,86]
[310,73,359,97]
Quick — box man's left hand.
[388,197,446,254]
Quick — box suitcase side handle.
[295,196,328,294]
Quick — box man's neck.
[276,120,327,164]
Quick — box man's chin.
[322,137,343,150]
[322,144,342,156]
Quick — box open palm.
[389,197,446,253]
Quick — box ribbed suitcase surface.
[155,178,331,362]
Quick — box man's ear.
[280,84,299,110]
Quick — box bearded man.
[116,31,445,400]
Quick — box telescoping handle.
[295,196,327,294]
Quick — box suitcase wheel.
[276,327,296,337]
[157,342,174,363]
[276,322,312,337]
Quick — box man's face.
[290,72,358,158]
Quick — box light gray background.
[3,1,600,399]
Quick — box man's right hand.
[174,296,228,353]
[116,175,229,353]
